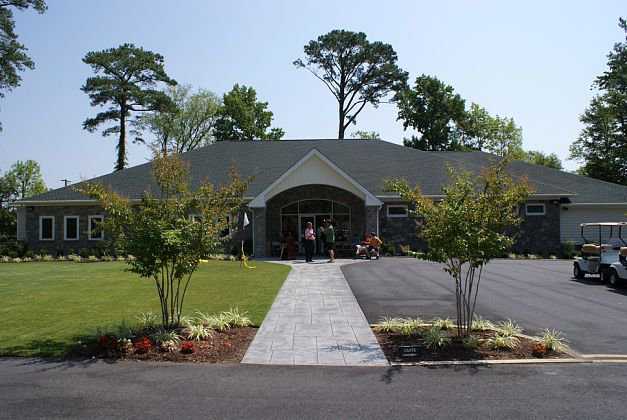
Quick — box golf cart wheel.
[573,263,585,279]
[608,270,621,287]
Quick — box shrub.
[133,336,153,354]
[185,324,212,341]
[87,255,99,263]
[221,307,252,328]
[115,256,126,262]
[101,255,114,262]
[22,257,32,262]
[24,250,34,258]
[66,248,76,256]
[42,254,55,262]
[136,312,158,329]
[180,341,195,354]
[373,316,405,333]
[462,336,480,350]
[471,316,494,332]
[561,241,577,259]
[399,318,421,336]
[160,340,178,353]
[549,255,557,260]
[423,327,451,350]
[541,329,568,352]
[98,334,118,350]
[1,256,9,263]
[69,254,82,263]
[431,317,455,330]
[487,334,520,350]
[497,320,522,336]
[79,248,91,258]
[12,257,22,263]
[151,329,181,346]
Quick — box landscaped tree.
[294,30,407,139]
[0,0,47,131]
[81,43,177,171]
[138,84,221,154]
[395,75,467,151]
[0,170,17,236]
[79,152,249,328]
[570,18,627,185]
[7,159,46,199]
[351,130,381,140]
[385,159,530,336]
[214,84,284,141]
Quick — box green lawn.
[0,261,289,357]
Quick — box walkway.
[242,259,388,366]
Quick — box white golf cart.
[573,222,627,286]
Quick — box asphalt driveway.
[342,258,627,355]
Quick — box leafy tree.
[0,170,17,236]
[0,0,46,131]
[386,159,530,336]
[82,43,177,171]
[523,150,563,170]
[570,18,627,185]
[214,84,284,141]
[294,30,407,139]
[7,159,45,199]
[460,103,524,158]
[139,84,221,154]
[351,130,381,140]
[395,75,467,151]
[79,152,249,328]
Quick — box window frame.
[525,203,546,216]
[386,204,409,219]
[88,215,105,241]
[39,216,55,241]
[63,215,80,241]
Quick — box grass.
[0,261,290,357]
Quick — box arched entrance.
[265,185,366,257]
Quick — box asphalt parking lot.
[342,258,627,355]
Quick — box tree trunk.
[116,106,127,171]
[338,101,345,140]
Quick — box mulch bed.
[69,327,257,363]
[374,328,569,363]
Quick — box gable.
[248,149,381,208]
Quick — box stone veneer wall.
[23,205,105,254]
[264,185,366,256]
[378,202,422,253]
[512,200,561,256]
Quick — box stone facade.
[512,200,561,256]
[378,203,422,253]
[22,204,105,254]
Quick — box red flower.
[133,336,153,354]
[180,341,195,354]
[98,335,118,350]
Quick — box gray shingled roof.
[24,139,627,204]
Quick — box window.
[387,205,408,218]
[88,215,104,240]
[39,216,54,241]
[64,216,79,240]
[525,203,546,216]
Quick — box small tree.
[79,152,249,328]
[386,159,530,336]
[7,159,46,198]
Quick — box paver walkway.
[242,259,388,366]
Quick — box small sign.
[399,345,421,357]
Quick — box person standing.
[317,224,326,256]
[304,221,316,263]
[324,219,336,263]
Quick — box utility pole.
[60,179,71,187]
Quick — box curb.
[390,358,627,367]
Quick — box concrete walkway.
[242,259,388,366]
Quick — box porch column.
[365,205,380,236]
[252,207,266,257]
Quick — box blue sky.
[0,0,625,189]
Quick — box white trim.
[39,216,55,241]
[88,215,104,241]
[248,149,382,208]
[565,203,627,207]
[387,204,409,218]
[63,215,80,241]
[525,203,546,216]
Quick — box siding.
[560,205,627,244]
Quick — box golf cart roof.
[580,222,627,227]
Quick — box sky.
[0,0,625,190]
